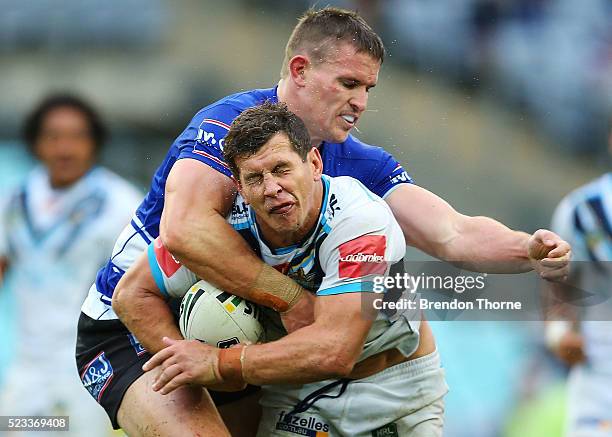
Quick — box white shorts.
[257,350,448,437]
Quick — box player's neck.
[276,78,289,104]
[278,81,324,147]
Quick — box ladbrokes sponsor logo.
[339,253,384,263]
[339,235,387,278]
[276,411,329,436]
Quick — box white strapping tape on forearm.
[545,321,572,349]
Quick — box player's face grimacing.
[35,106,97,188]
[296,42,380,145]
[236,132,323,248]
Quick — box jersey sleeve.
[175,104,240,179]
[551,195,589,262]
[147,237,198,298]
[317,204,405,296]
[369,152,413,199]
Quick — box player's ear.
[288,55,309,87]
[309,147,323,181]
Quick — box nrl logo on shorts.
[372,422,398,437]
[81,351,114,401]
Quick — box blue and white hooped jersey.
[149,175,419,360]
[82,86,413,320]
[551,172,612,366]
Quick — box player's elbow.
[160,208,213,260]
[429,213,468,262]
[112,274,140,320]
[111,278,129,318]
[319,348,357,378]
[159,222,188,258]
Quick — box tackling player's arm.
[160,158,311,317]
[385,184,571,277]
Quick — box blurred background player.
[546,119,612,437]
[0,94,142,436]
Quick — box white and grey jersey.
[149,175,421,361]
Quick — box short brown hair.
[223,101,311,177]
[280,7,385,78]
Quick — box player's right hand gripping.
[527,229,571,281]
[280,291,316,333]
[144,337,224,394]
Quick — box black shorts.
[75,312,260,429]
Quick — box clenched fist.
[528,229,571,281]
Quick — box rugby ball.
[179,280,263,348]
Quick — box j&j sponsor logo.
[81,352,113,401]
